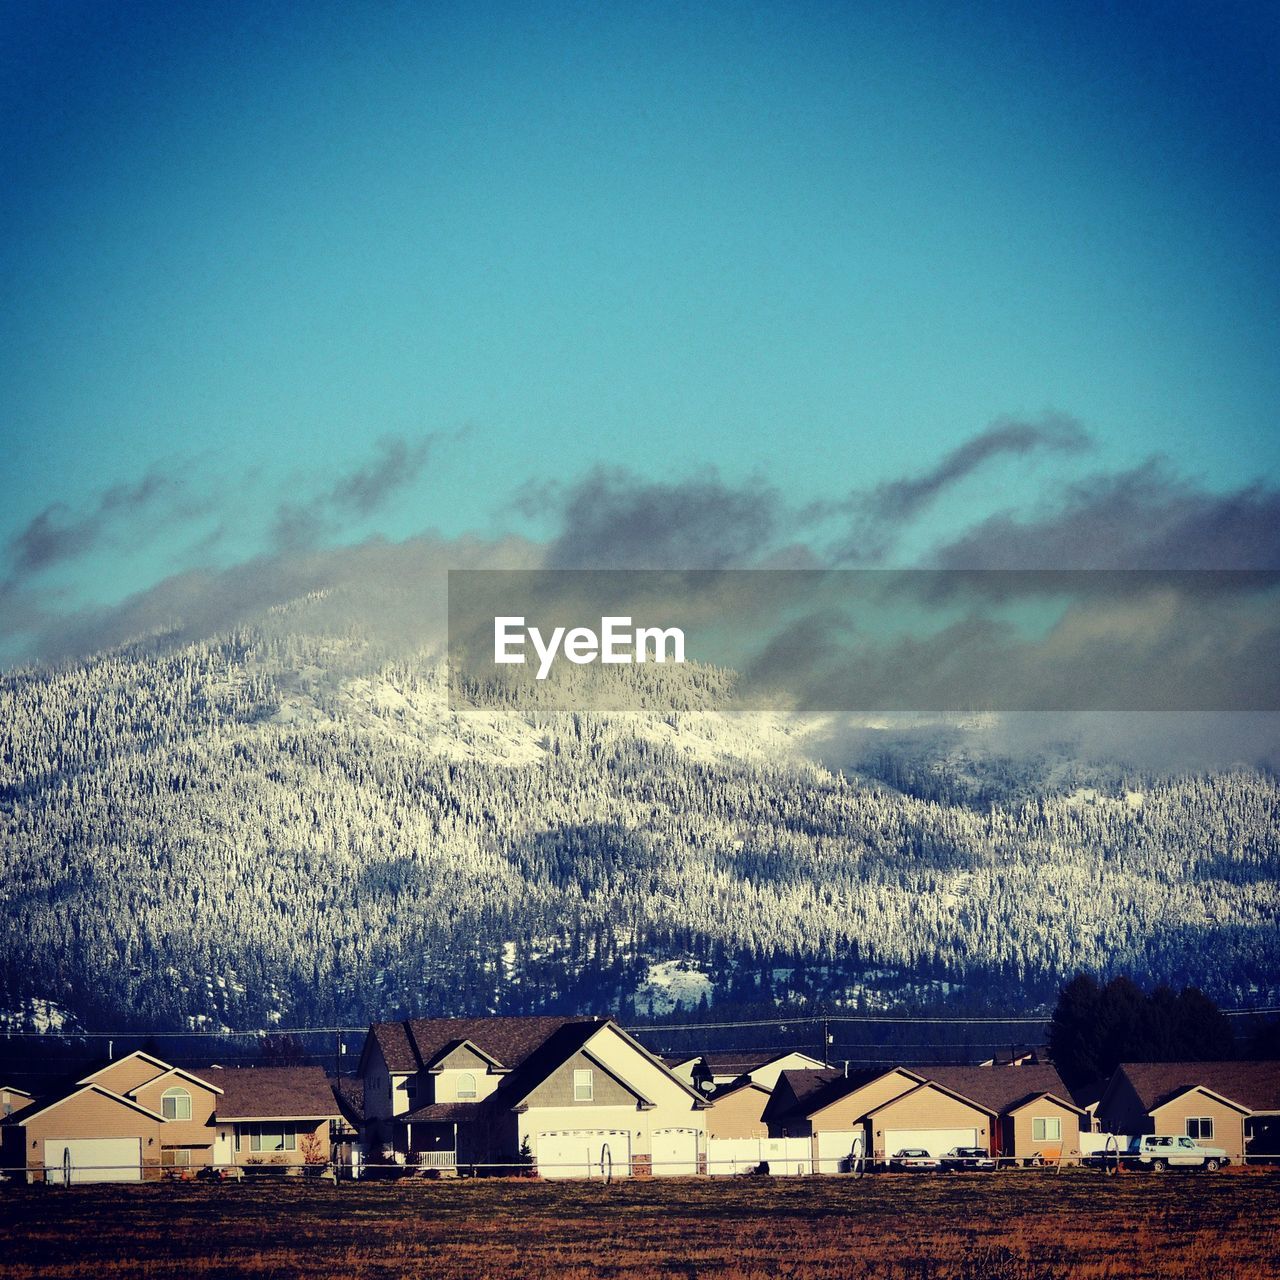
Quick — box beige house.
[0,1082,167,1183]
[763,1066,921,1138]
[703,1079,772,1139]
[768,1066,930,1171]
[1097,1061,1280,1163]
[866,1081,994,1162]
[764,1064,1081,1168]
[358,1015,708,1177]
[0,1050,348,1182]
[0,1050,227,1181]
[199,1066,342,1170]
[905,1065,1086,1164]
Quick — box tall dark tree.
[1048,973,1104,1085]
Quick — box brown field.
[1,1168,1278,1280]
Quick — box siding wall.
[86,1057,167,1096]
[1005,1099,1082,1161]
[521,1051,639,1109]
[868,1087,991,1160]
[131,1076,219,1167]
[230,1118,330,1168]
[19,1091,163,1182]
[808,1071,919,1136]
[705,1086,770,1140]
[430,1045,502,1104]
[1150,1094,1247,1161]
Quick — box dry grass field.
[1,1168,1278,1280]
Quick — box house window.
[573,1068,594,1102]
[457,1072,477,1099]
[1186,1117,1214,1141]
[161,1087,192,1121]
[161,1147,191,1168]
[248,1126,298,1153]
[1032,1117,1061,1142]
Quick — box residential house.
[1096,1061,1280,1163]
[903,1064,1086,1164]
[765,1066,1020,1169]
[358,1015,708,1177]
[702,1078,773,1140]
[0,1048,222,1184]
[199,1066,342,1171]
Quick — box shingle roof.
[368,1016,600,1073]
[486,1019,611,1109]
[701,1050,823,1075]
[402,1101,489,1123]
[902,1065,1081,1116]
[331,1076,364,1125]
[198,1066,342,1120]
[1117,1061,1280,1114]
[768,1067,900,1121]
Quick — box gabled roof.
[663,1054,702,1069]
[361,1016,600,1075]
[126,1065,224,1097]
[1113,1061,1280,1115]
[485,1019,609,1109]
[764,1066,923,1125]
[76,1049,173,1086]
[901,1065,1082,1117]
[707,1077,772,1104]
[867,1078,997,1119]
[1,1085,34,1099]
[5,1083,166,1125]
[198,1066,342,1120]
[701,1050,827,1076]
[422,1038,507,1073]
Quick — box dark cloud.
[825,414,1092,563]
[23,532,541,666]
[866,414,1091,523]
[537,467,781,569]
[6,468,184,576]
[934,459,1280,569]
[272,434,436,550]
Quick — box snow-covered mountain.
[1,599,1277,1031]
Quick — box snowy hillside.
[1,610,1278,1030]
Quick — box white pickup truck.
[1093,1134,1230,1172]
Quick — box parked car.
[889,1148,941,1171]
[1085,1135,1229,1172]
[941,1146,997,1172]
[1128,1135,1230,1171]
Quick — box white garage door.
[651,1128,699,1176]
[884,1128,979,1159]
[536,1130,632,1179]
[45,1137,142,1184]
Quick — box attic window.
[161,1088,192,1121]
[457,1072,477,1099]
[574,1068,594,1102]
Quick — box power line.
[630,1006,1280,1032]
[1,1004,1276,1042]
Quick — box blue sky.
[1,0,1278,662]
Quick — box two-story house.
[357,1014,708,1176]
